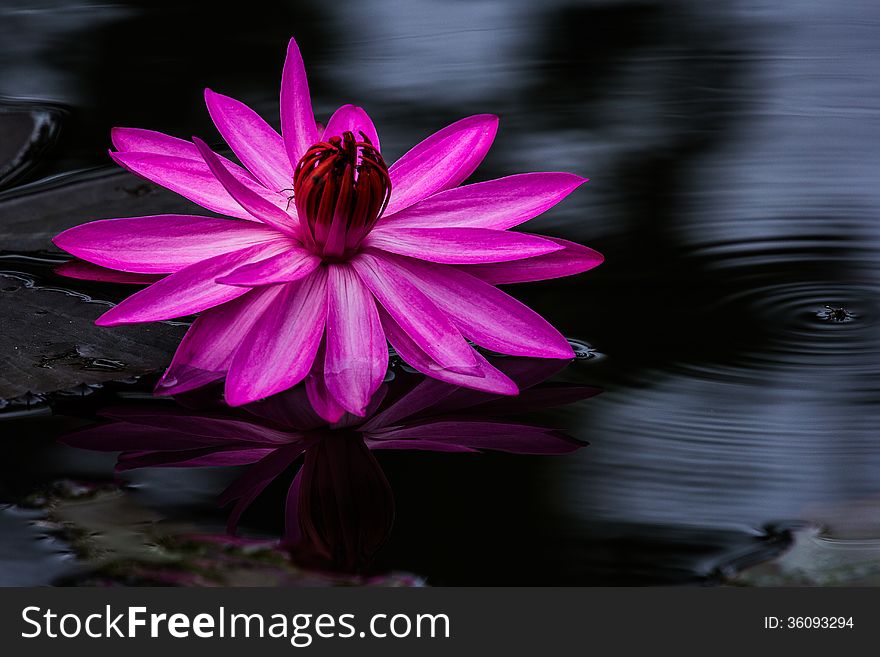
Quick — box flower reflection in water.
[63,357,598,574]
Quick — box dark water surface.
[2,0,880,585]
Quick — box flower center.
[292,131,391,261]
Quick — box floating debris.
[38,346,125,372]
[817,305,854,323]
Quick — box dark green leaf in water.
[0,271,185,402]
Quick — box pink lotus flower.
[53,37,603,419]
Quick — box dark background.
[2,0,880,585]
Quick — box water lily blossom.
[53,37,603,418]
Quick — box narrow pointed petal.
[324,264,387,415]
[220,443,304,534]
[155,286,285,396]
[494,355,571,388]
[459,237,604,284]
[371,421,581,454]
[244,386,328,431]
[193,137,296,234]
[331,384,388,430]
[54,215,283,274]
[62,422,227,452]
[305,366,348,424]
[377,306,517,395]
[366,439,476,453]
[350,251,478,374]
[204,89,293,192]
[56,260,162,285]
[470,384,601,416]
[110,129,269,198]
[385,114,498,216]
[117,447,275,470]
[95,241,289,326]
[112,127,234,163]
[393,255,575,359]
[359,377,457,433]
[379,172,587,229]
[111,151,279,221]
[100,408,295,445]
[284,469,304,544]
[216,247,320,287]
[427,358,574,416]
[365,227,563,264]
[280,37,319,166]
[322,104,380,151]
[225,269,328,406]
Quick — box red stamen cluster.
[292,131,391,260]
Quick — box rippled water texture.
[2,0,880,585]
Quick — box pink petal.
[110,128,270,198]
[492,357,570,389]
[326,384,389,430]
[359,377,457,433]
[379,172,587,229]
[365,226,564,264]
[204,88,294,192]
[324,264,387,415]
[371,421,581,454]
[366,439,477,453]
[225,268,328,406]
[284,469,304,544]
[392,255,574,359]
[62,422,222,452]
[377,305,517,395]
[431,357,576,416]
[305,347,348,424]
[306,378,347,424]
[95,241,289,326]
[350,251,478,375]
[111,151,280,221]
[243,386,328,431]
[280,37,319,167]
[384,114,498,216]
[215,247,320,287]
[156,286,285,396]
[56,260,162,285]
[470,384,601,416]
[112,127,228,161]
[322,104,380,151]
[100,407,295,445]
[220,443,304,534]
[193,137,296,234]
[428,358,572,416]
[53,215,283,274]
[459,236,604,284]
[118,447,276,470]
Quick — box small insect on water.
[818,305,854,323]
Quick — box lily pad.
[0,270,185,403]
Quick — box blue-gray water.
[2,0,880,585]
